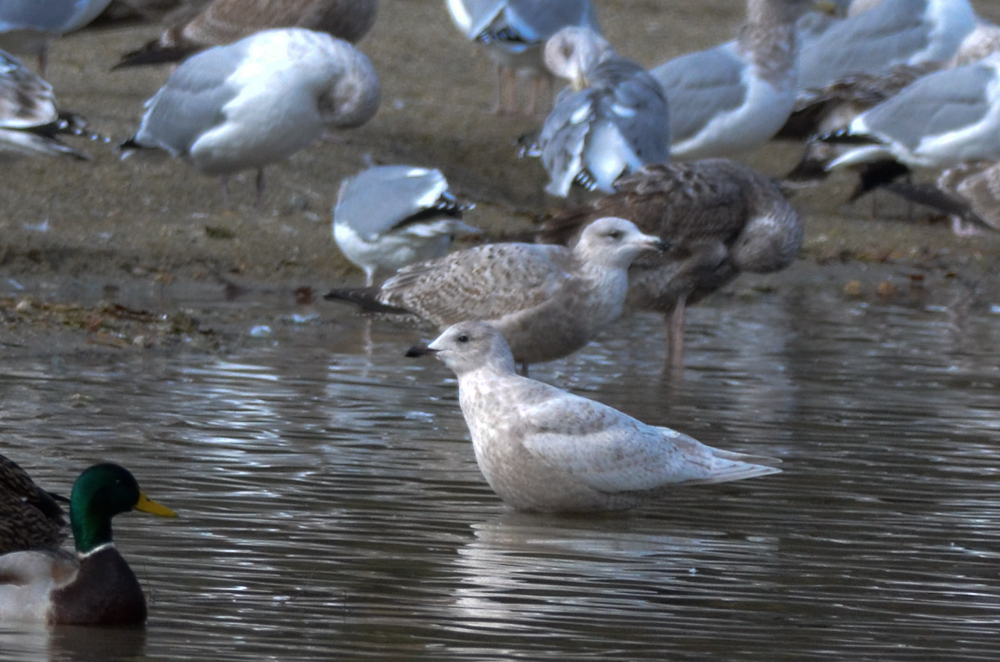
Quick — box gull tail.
[683,447,782,486]
[323,288,411,315]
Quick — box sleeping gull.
[114,0,378,68]
[445,0,600,115]
[325,216,667,372]
[0,0,114,74]
[121,27,381,209]
[0,49,102,160]
[650,0,821,160]
[796,0,977,93]
[539,161,802,368]
[530,26,669,197]
[406,321,781,513]
[333,165,481,286]
[820,52,1000,192]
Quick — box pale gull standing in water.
[0,0,114,74]
[121,28,381,209]
[820,52,1000,191]
[0,50,102,160]
[445,0,600,115]
[406,321,781,513]
[333,165,481,286]
[326,217,667,372]
[530,26,669,197]
[114,0,378,68]
[650,0,821,160]
[539,161,802,369]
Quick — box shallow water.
[2,282,1000,661]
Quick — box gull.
[530,26,669,197]
[445,0,600,115]
[121,27,381,209]
[880,160,1000,234]
[650,0,822,160]
[0,49,101,160]
[820,52,1000,194]
[0,0,114,74]
[115,0,379,68]
[539,161,802,369]
[407,321,781,513]
[333,165,481,286]
[326,217,667,372]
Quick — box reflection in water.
[1,280,1000,660]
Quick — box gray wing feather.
[335,166,449,239]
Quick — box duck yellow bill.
[134,491,177,518]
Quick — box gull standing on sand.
[407,321,781,513]
[115,0,378,68]
[820,52,1000,185]
[532,26,669,197]
[0,0,113,74]
[326,217,667,372]
[445,0,600,115]
[333,165,481,286]
[650,0,821,160]
[0,50,101,160]
[121,28,381,209]
[539,161,802,369]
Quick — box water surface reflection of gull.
[115,0,379,68]
[333,165,480,286]
[650,0,819,159]
[121,27,380,209]
[0,0,113,74]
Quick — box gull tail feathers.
[682,448,782,486]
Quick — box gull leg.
[218,175,231,210]
[517,362,529,377]
[255,168,266,210]
[666,294,687,370]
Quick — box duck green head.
[69,463,176,554]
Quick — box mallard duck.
[0,461,175,625]
[0,453,68,554]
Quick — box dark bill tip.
[405,345,439,358]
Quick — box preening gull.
[540,161,802,368]
[115,0,378,68]
[406,321,781,513]
[821,52,1000,184]
[796,0,977,93]
[121,28,381,209]
[0,49,102,160]
[333,165,481,286]
[0,0,114,74]
[650,0,820,160]
[445,0,600,115]
[0,462,175,625]
[530,26,669,197]
[326,217,667,371]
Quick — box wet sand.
[2,0,1000,340]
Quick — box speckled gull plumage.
[121,27,380,208]
[445,0,600,115]
[333,165,481,286]
[796,0,977,94]
[115,0,378,68]
[0,0,114,73]
[532,26,669,197]
[539,160,802,368]
[0,49,101,160]
[882,160,1000,235]
[650,0,818,160]
[325,217,666,370]
[409,321,781,513]
[823,52,1000,173]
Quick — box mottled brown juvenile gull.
[530,26,669,197]
[539,161,803,368]
[121,28,381,209]
[115,0,378,68]
[445,0,600,115]
[326,217,666,371]
[0,49,101,160]
[407,321,781,513]
[0,0,114,74]
[333,165,481,286]
[796,0,977,93]
[650,0,820,159]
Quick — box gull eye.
[606,230,623,240]
[457,333,470,343]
